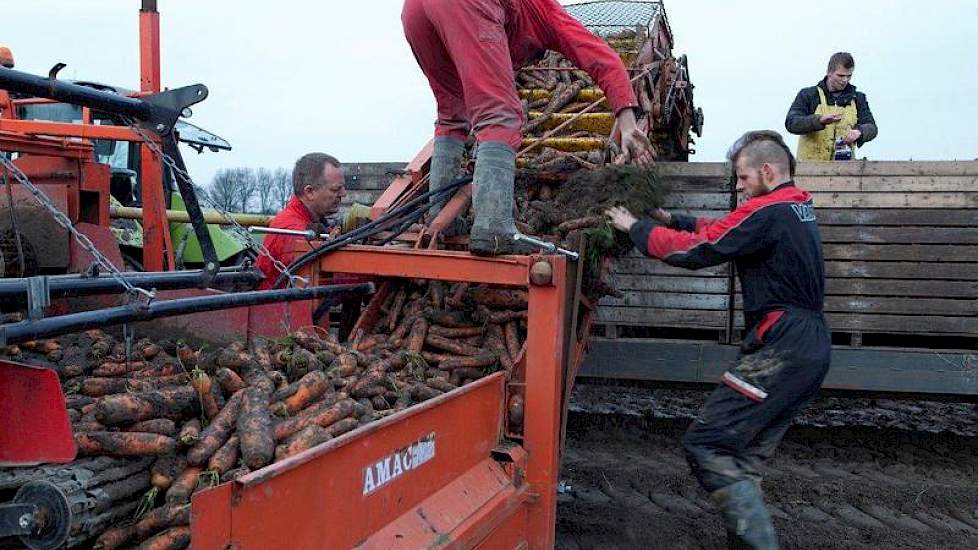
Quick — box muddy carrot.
[504,322,521,361]
[274,425,331,461]
[326,417,359,437]
[126,374,191,393]
[425,309,471,328]
[238,386,274,470]
[388,286,408,331]
[65,394,97,410]
[350,370,387,399]
[354,334,387,353]
[293,328,325,352]
[425,334,482,356]
[129,419,177,437]
[426,377,458,393]
[452,367,486,383]
[405,318,429,353]
[484,309,528,324]
[429,325,485,338]
[73,377,130,397]
[165,467,202,504]
[212,367,244,397]
[420,351,456,365]
[151,454,186,491]
[486,324,513,370]
[134,503,190,541]
[411,384,443,401]
[468,288,528,309]
[330,353,358,378]
[279,371,330,416]
[438,353,497,371]
[557,215,603,234]
[207,435,240,475]
[92,361,145,377]
[92,525,136,550]
[189,370,219,420]
[141,342,162,361]
[175,344,198,369]
[216,348,252,371]
[130,361,183,379]
[186,390,243,466]
[57,363,86,379]
[95,387,199,426]
[138,525,191,550]
[177,419,201,447]
[75,432,176,457]
[273,398,356,441]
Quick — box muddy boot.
[469,142,536,256]
[710,480,779,550]
[426,136,466,236]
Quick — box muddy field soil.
[557,385,978,549]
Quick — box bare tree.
[230,168,258,213]
[207,168,240,212]
[269,168,292,212]
[208,166,292,214]
[254,168,275,214]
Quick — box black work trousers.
[683,307,831,493]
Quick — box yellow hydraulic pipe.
[526,112,615,134]
[520,137,606,153]
[110,206,273,226]
[519,88,608,104]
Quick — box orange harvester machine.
[192,244,587,549]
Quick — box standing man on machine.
[402,0,655,255]
[785,52,877,161]
[606,131,831,549]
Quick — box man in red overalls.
[256,153,347,289]
[402,0,654,255]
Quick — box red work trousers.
[402,0,523,150]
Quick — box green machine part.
[167,194,258,265]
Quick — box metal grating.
[563,1,663,36]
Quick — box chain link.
[123,118,307,287]
[0,155,155,302]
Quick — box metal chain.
[0,155,155,302]
[122,118,307,287]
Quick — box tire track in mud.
[558,387,978,550]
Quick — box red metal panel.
[0,361,75,465]
[318,246,531,286]
[370,140,433,218]
[191,482,232,549]
[139,4,162,93]
[474,507,528,550]
[193,374,506,550]
[0,119,146,142]
[358,457,526,549]
[523,257,569,549]
[140,145,174,271]
[69,223,124,273]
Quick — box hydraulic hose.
[0,282,374,346]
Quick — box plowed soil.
[557,386,978,549]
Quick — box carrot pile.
[0,289,527,549]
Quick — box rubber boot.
[468,142,536,256]
[710,480,779,550]
[427,136,466,236]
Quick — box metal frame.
[581,338,978,399]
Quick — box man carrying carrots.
[402,0,655,255]
[607,131,831,549]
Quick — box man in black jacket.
[607,131,831,549]
[786,52,877,160]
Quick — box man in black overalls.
[607,131,831,549]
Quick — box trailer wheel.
[12,481,71,550]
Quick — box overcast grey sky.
[5,1,977,187]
